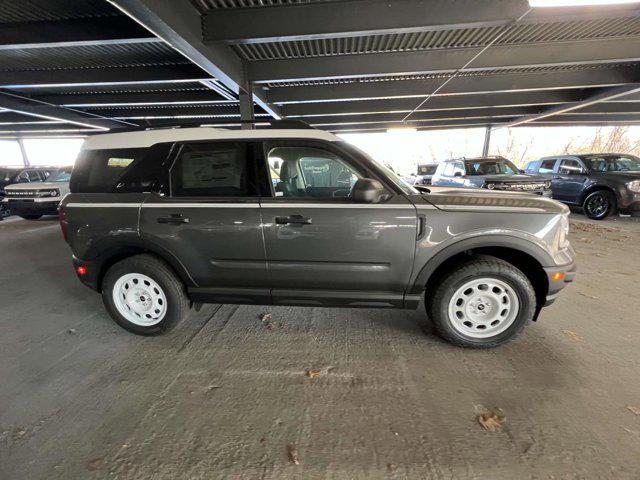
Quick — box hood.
[474,173,548,183]
[4,181,66,191]
[422,186,568,214]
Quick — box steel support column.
[239,91,255,130]
[17,138,30,167]
[482,126,492,156]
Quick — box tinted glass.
[558,159,584,175]
[418,165,437,175]
[71,148,146,193]
[524,161,537,173]
[48,167,73,182]
[465,159,518,175]
[539,159,557,174]
[267,146,362,198]
[0,168,20,182]
[171,142,255,197]
[581,154,640,172]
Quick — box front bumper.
[543,261,577,307]
[3,198,60,215]
[618,190,640,214]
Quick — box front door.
[553,158,588,203]
[259,141,418,308]
[140,140,269,304]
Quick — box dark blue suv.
[525,154,640,220]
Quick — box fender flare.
[409,234,554,294]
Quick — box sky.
[1,126,640,174]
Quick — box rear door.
[140,140,269,304]
[259,140,417,308]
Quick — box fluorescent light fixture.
[529,0,640,6]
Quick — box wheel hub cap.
[112,273,167,326]
[448,278,520,339]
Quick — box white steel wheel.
[447,277,520,339]
[112,273,168,326]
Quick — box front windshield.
[418,165,437,175]
[581,155,640,172]
[339,142,419,195]
[0,168,20,182]
[465,158,519,176]
[48,168,73,182]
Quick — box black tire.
[583,190,615,220]
[101,254,189,335]
[20,214,42,220]
[427,255,536,349]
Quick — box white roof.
[82,127,341,150]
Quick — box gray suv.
[60,127,575,348]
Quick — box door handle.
[275,215,312,225]
[157,214,189,225]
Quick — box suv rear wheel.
[583,190,615,220]
[427,255,536,348]
[102,254,189,335]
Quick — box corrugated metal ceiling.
[23,82,213,96]
[236,16,640,60]
[0,42,188,72]
[191,0,340,12]
[0,0,118,23]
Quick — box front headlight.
[627,180,640,193]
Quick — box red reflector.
[76,265,87,276]
[551,272,565,281]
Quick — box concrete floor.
[1,213,639,480]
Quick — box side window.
[266,145,362,198]
[16,171,30,182]
[452,162,465,176]
[443,163,455,177]
[539,159,557,174]
[170,142,255,197]
[524,161,538,173]
[71,147,146,193]
[27,170,42,182]
[558,159,584,175]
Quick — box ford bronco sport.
[60,127,576,348]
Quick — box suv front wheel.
[102,254,189,335]
[427,256,536,348]
[583,190,615,220]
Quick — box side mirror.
[351,178,388,203]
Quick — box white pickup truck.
[3,167,72,220]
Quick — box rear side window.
[71,144,171,193]
[539,159,557,174]
[524,161,537,173]
[170,142,256,197]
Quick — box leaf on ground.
[13,427,26,440]
[87,457,104,471]
[627,406,640,416]
[305,366,334,379]
[286,445,300,465]
[68,328,77,335]
[259,312,281,330]
[258,312,271,322]
[477,409,505,431]
[562,329,582,341]
[578,292,599,300]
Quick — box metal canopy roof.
[1,0,640,138]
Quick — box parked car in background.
[431,156,552,196]
[524,153,640,220]
[60,127,575,349]
[415,163,438,185]
[0,166,57,218]
[3,166,72,220]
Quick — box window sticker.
[107,157,134,168]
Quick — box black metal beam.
[78,105,243,118]
[281,89,587,117]
[0,90,134,130]
[108,0,280,118]
[323,118,513,131]
[249,37,640,83]
[0,17,159,50]
[505,83,640,127]
[0,65,211,89]
[267,67,639,104]
[202,0,640,44]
